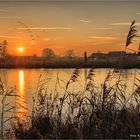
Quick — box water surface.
[0,68,137,114]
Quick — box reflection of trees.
[42,48,55,60]
[0,40,8,58]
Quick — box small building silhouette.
[89,51,138,61]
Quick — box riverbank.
[0,59,140,69]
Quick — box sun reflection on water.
[16,70,27,119]
[19,70,24,95]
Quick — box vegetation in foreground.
[0,68,139,139]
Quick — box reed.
[3,68,138,139]
[0,78,18,140]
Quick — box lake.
[0,68,138,118]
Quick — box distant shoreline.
[0,55,140,69]
[0,67,115,69]
[0,62,140,69]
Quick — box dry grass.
[0,78,20,140]
[2,68,138,139]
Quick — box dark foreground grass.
[1,68,138,139]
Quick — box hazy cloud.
[0,35,22,39]
[17,27,73,30]
[0,16,30,19]
[43,38,51,41]
[43,37,64,41]
[8,40,27,43]
[0,9,8,12]
[8,40,36,46]
[88,36,118,40]
[92,27,112,30]
[0,17,20,19]
[80,19,90,23]
[110,22,140,26]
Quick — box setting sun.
[18,47,24,53]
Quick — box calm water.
[0,68,138,114]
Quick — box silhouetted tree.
[65,50,74,60]
[0,40,8,58]
[42,48,55,59]
[33,54,37,57]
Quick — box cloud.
[17,27,73,30]
[0,17,20,19]
[8,28,14,30]
[43,37,64,41]
[8,40,36,46]
[0,9,8,12]
[88,36,118,40]
[8,40,26,43]
[80,19,90,23]
[110,22,140,26]
[0,16,30,19]
[92,27,112,30]
[43,38,51,41]
[0,35,22,39]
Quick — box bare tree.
[0,40,8,58]
[42,48,55,59]
[65,50,74,60]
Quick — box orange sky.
[0,1,140,56]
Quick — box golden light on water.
[19,70,24,95]
[17,70,27,119]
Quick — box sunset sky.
[0,0,140,56]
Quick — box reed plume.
[126,20,138,48]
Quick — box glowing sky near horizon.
[0,1,140,56]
